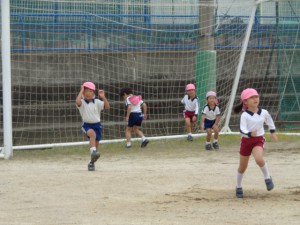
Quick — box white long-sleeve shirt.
[181,94,200,115]
[240,108,276,137]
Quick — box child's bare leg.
[133,126,148,147]
[86,129,100,165]
[253,146,273,190]
[206,128,212,142]
[236,155,250,189]
[213,126,219,140]
[133,126,144,138]
[212,126,219,149]
[185,118,192,134]
[87,129,96,149]
[126,127,132,142]
[191,121,195,133]
[125,127,132,147]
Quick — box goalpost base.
[220,126,232,133]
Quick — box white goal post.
[1,0,299,158]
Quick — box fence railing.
[10,13,300,52]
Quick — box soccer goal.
[1,0,300,158]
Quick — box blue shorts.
[82,122,102,141]
[128,112,143,127]
[204,119,216,129]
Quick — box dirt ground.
[0,137,300,225]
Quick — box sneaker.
[88,162,95,171]
[213,142,219,150]
[141,139,149,148]
[265,177,274,191]
[91,151,100,163]
[125,145,131,149]
[236,187,244,198]
[205,143,212,150]
[187,135,193,141]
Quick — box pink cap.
[241,88,259,101]
[206,91,217,98]
[206,91,218,104]
[185,83,196,91]
[83,82,96,91]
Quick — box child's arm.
[125,105,132,121]
[201,114,206,131]
[75,85,84,107]
[142,102,148,120]
[270,132,278,142]
[98,89,110,110]
[213,115,221,128]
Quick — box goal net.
[1,0,299,150]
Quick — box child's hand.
[271,133,278,142]
[80,85,84,93]
[251,130,257,137]
[98,89,105,98]
[143,114,148,120]
[201,123,204,132]
[212,124,218,130]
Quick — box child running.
[119,87,149,148]
[201,91,221,150]
[76,81,110,171]
[181,83,200,141]
[234,88,278,198]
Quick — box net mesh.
[0,0,299,147]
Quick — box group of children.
[76,81,278,198]
[181,83,220,150]
[76,82,149,171]
[181,84,278,198]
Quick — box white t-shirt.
[240,108,276,137]
[202,104,221,120]
[181,95,200,115]
[77,99,105,123]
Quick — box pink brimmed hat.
[206,91,217,98]
[241,88,259,101]
[241,88,259,111]
[185,83,196,91]
[83,81,96,91]
[206,91,218,104]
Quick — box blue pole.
[21,16,25,53]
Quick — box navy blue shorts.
[82,122,102,141]
[204,119,216,129]
[128,113,143,127]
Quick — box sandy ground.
[0,138,300,225]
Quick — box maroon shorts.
[183,110,196,122]
[240,136,265,156]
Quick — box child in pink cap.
[119,87,149,148]
[181,83,200,141]
[76,81,110,171]
[201,91,221,150]
[233,88,278,198]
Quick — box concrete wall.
[1,49,300,145]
